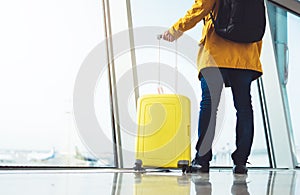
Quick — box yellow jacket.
[169,0,263,74]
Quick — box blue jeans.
[195,68,261,165]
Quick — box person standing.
[163,0,263,174]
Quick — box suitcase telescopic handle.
[157,34,163,40]
[156,34,178,94]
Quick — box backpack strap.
[203,3,216,25]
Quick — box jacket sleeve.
[169,0,216,36]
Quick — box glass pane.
[0,0,114,167]
[286,13,300,165]
[131,0,270,167]
[268,2,300,166]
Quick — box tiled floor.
[0,168,299,194]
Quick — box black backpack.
[209,0,266,43]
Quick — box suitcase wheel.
[177,160,189,173]
[134,159,144,171]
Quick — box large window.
[4,0,292,168]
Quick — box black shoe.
[187,155,209,173]
[233,165,248,174]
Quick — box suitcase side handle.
[187,125,190,137]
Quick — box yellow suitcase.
[135,94,191,168]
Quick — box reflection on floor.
[0,168,299,194]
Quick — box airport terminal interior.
[1,0,300,194]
